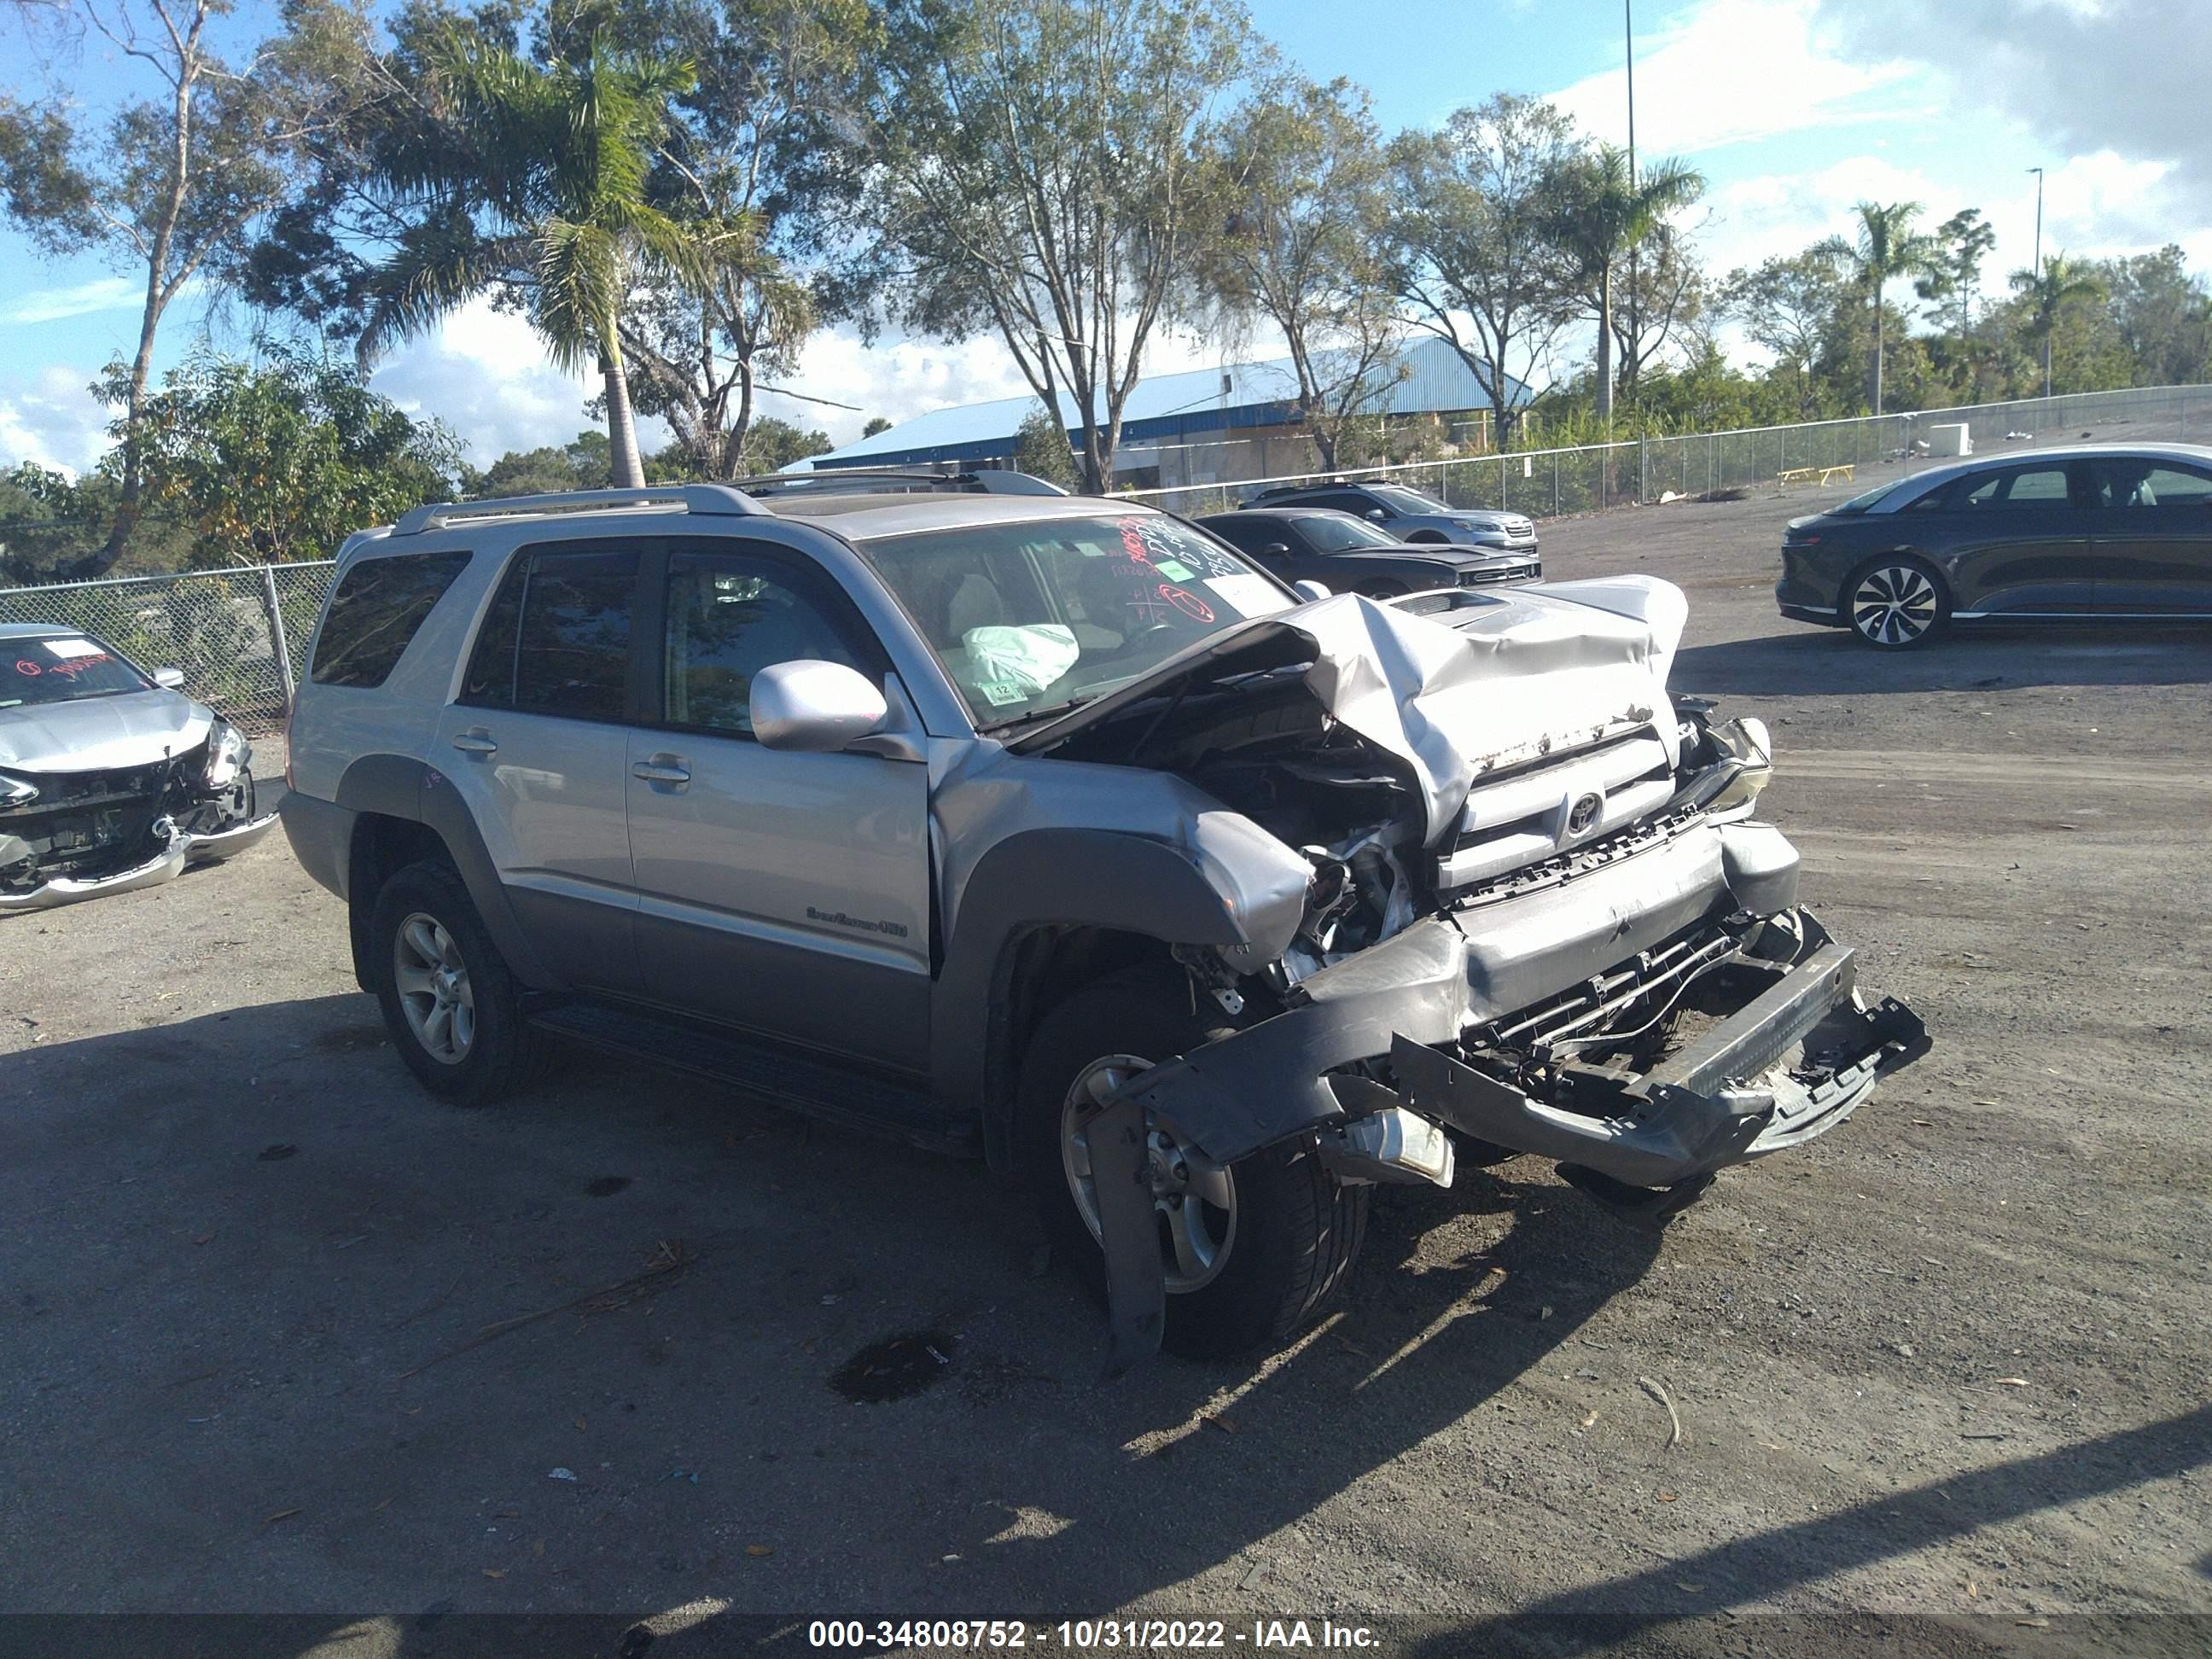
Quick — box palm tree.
[357,32,705,487]
[1548,145,1705,422]
[1813,201,1941,416]
[2011,253,2108,399]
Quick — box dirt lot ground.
[3,446,2209,1653]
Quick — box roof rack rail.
[393,482,770,537]
[729,466,1071,499]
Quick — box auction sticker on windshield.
[1205,573,1293,618]
[41,637,105,659]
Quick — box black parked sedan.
[1199,508,1540,598]
[1776,443,2212,648]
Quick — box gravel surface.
[3,453,2209,1649]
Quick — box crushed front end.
[0,725,276,912]
[1042,580,1928,1225]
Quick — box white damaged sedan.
[0,622,277,911]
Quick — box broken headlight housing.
[201,719,248,789]
[1706,716,1774,813]
[0,770,39,809]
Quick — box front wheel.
[366,859,552,1105]
[1014,968,1367,1359]
[1844,555,1950,649]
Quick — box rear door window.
[462,544,640,720]
[1955,464,2074,509]
[310,550,471,688]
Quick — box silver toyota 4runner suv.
[282,469,1924,1365]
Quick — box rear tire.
[367,859,552,1106]
[1013,967,1368,1359]
[1843,554,1950,649]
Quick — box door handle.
[631,755,691,786]
[451,730,498,756]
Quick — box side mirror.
[151,667,185,690]
[750,660,888,752]
[1260,542,1290,556]
[1364,508,1388,523]
[1293,579,1332,602]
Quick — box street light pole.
[2028,166,2049,399]
[1623,0,1637,425]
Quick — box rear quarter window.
[310,550,472,688]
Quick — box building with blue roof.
[792,337,1534,487]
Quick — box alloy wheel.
[1061,1055,1237,1291]
[393,911,475,1064]
[1851,563,1941,646]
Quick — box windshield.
[1368,484,1449,515]
[863,512,1295,727]
[2,635,153,707]
[1300,514,1400,552]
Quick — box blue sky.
[5,0,2209,470]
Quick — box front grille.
[1435,727,1679,892]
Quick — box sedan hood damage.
[1015,576,1688,847]
[0,691,213,772]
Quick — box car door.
[1936,461,2094,614]
[2079,457,2212,613]
[437,539,643,994]
[624,538,933,1070]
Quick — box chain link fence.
[1122,383,2210,521]
[0,561,335,736]
[0,384,2203,734]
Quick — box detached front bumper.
[1388,927,1925,1214]
[1128,818,1926,1216]
[0,811,277,913]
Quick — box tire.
[1012,967,1368,1359]
[366,859,553,1106]
[1842,554,1950,649]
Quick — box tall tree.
[1719,251,1851,417]
[351,28,707,487]
[572,0,882,478]
[1914,207,1997,343]
[1545,144,1704,422]
[1813,201,1940,416]
[2098,247,2209,389]
[0,0,361,574]
[1214,76,1402,471]
[870,0,1253,494]
[2011,253,2109,400]
[1382,94,1581,451]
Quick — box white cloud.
[1815,0,2212,218]
[0,276,145,326]
[774,330,1035,445]
[0,364,108,474]
[367,295,643,464]
[1698,154,1951,277]
[1551,0,1924,157]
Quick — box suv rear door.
[625,538,932,1070]
[440,539,644,994]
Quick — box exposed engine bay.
[1,703,276,911]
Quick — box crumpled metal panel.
[1284,578,1686,847]
[0,690,213,773]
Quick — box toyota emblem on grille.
[1567,792,1604,835]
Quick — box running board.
[527,998,978,1156]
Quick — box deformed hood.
[0,690,212,772]
[1016,576,1687,847]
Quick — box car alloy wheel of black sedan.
[1849,561,1946,649]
